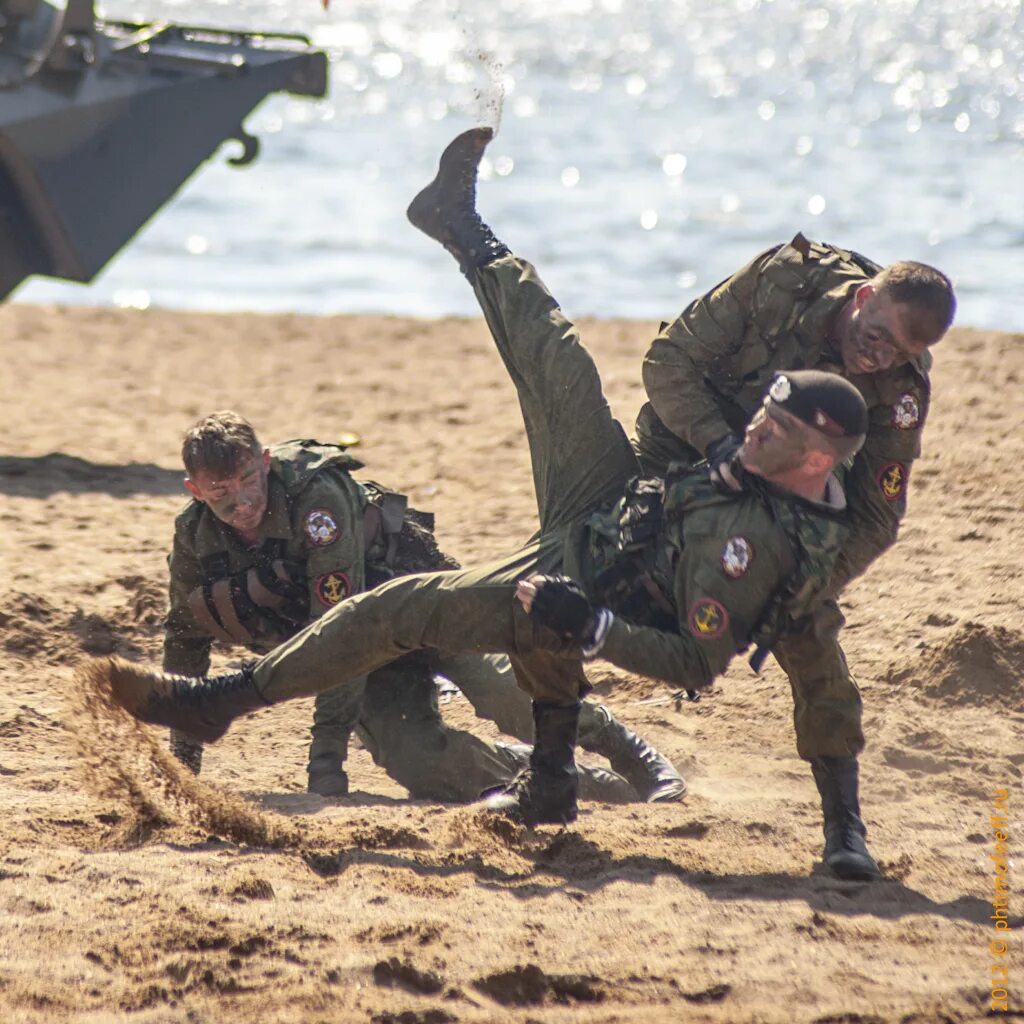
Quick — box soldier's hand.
[706,432,744,493]
[516,575,613,656]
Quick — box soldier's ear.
[262,449,271,470]
[184,478,205,502]
[804,449,834,475]
[853,283,875,310]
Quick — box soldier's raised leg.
[406,127,653,823]
[407,126,640,533]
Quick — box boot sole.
[406,126,494,236]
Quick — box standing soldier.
[164,412,685,803]
[95,129,870,862]
[635,235,955,879]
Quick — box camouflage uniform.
[635,234,931,757]
[164,442,635,801]
[247,256,849,709]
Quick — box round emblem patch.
[315,571,350,607]
[305,508,340,547]
[891,393,921,430]
[769,374,792,402]
[688,598,729,640]
[877,462,907,503]
[721,536,754,579]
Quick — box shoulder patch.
[877,462,908,502]
[315,571,350,607]
[890,393,920,430]
[688,598,729,640]
[305,508,340,547]
[721,536,755,579]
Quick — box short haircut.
[781,411,865,467]
[181,411,261,478]
[812,427,866,465]
[873,261,956,344]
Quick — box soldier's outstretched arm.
[642,247,777,455]
[599,530,789,687]
[522,521,791,690]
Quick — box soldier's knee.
[792,700,865,760]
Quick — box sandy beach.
[0,301,1021,1023]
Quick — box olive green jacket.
[637,234,930,594]
[569,468,849,690]
[163,441,367,676]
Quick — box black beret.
[767,370,868,439]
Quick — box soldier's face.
[843,288,931,374]
[739,401,811,477]
[186,450,270,533]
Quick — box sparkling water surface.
[15,0,1024,330]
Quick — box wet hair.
[873,261,956,344]
[181,411,261,478]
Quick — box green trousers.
[633,406,864,759]
[436,652,624,752]
[254,256,640,709]
[311,653,633,802]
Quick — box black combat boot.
[98,657,271,744]
[493,742,636,805]
[810,756,881,881]
[406,127,510,278]
[578,705,687,803]
[483,701,581,826]
[169,729,204,775]
[307,753,350,797]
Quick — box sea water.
[16,0,1024,330]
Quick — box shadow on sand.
[294,830,1008,929]
[0,453,182,498]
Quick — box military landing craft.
[0,0,327,299]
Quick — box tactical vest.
[587,464,848,666]
[186,440,365,647]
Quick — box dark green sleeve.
[829,376,928,594]
[642,249,771,455]
[600,515,786,687]
[293,473,367,621]
[162,524,213,676]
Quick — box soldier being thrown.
[90,129,869,873]
[164,412,684,804]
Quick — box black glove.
[529,575,595,641]
[527,575,614,658]
[705,432,745,493]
